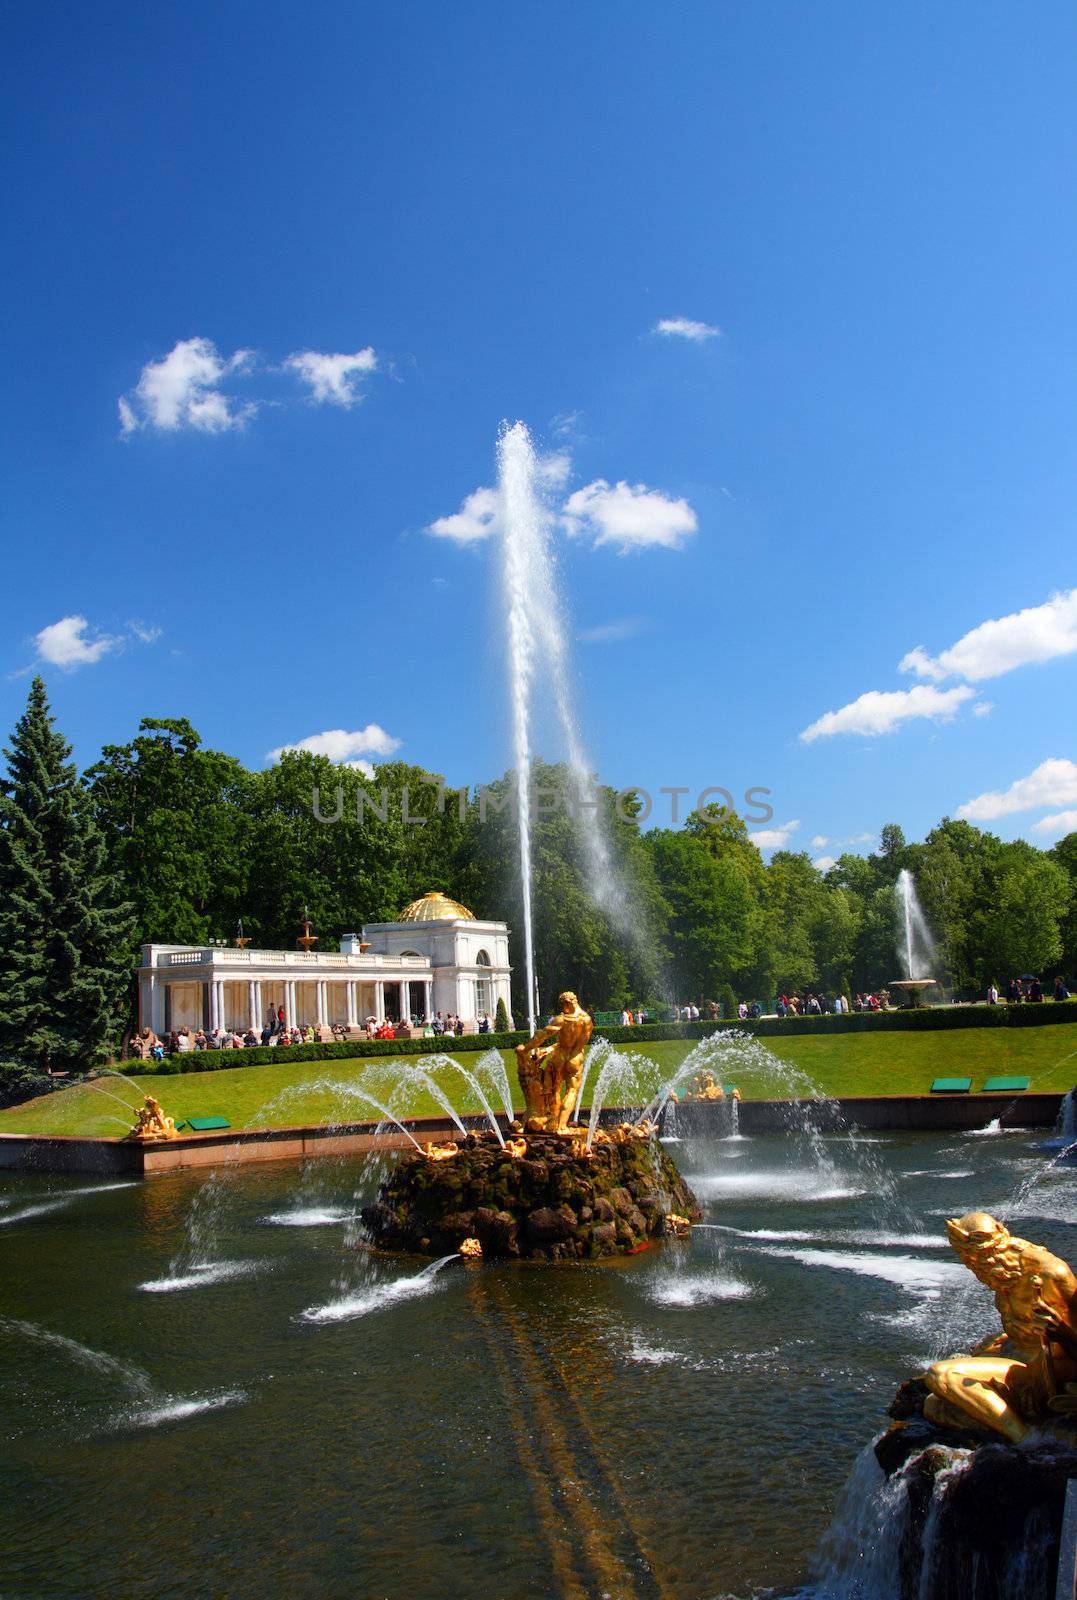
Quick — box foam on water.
[301,1255,457,1325]
[262,1207,354,1228]
[690,1169,866,1203]
[708,1223,947,1251]
[120,1389,248,1429]
[753,1245,965,1295]
[626,1336,680,1365]
[647,1270,755,1307]
[140,1261,261,1293]
[903,1169,974,1180]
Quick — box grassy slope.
[3,1024,1077,1137]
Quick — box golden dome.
[397,890,475,923]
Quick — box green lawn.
[4,1022,1077,1138]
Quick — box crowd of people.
[987,976,1070,1004]
[129,1005,466,1058]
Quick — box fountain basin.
[361,1127,700,1260]
[889,978,938,1008]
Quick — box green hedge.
[136,999,1077,1077]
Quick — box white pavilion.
[137,892,513,1037]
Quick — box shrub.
[718,983,738,1021]
[130,999,1077,1080]
[494,997,510,1033]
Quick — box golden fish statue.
[922,1211,1077,1442]
[458,1237,483,1258]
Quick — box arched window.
[399,950,421,959]
[475,950,492,1016]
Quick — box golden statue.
[127,1095,179,1142]
[514,992,593,1133]
[420,1140,460,1161]
[458,1237,483,1258]
[922,1211,1077,1442]
[689,1071,725,1102]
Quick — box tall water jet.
[891,867,938,1007]
[497,422,540,1034]
[497,420,642,1028]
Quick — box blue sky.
[3,2,1077,862]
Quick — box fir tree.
[0,678,132,1079]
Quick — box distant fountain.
[890,868,938,1007]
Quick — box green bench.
[184,1116,232,1132]
[931,1077,972,1094]
[982,1076,1030,1093]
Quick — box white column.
[316,980,327,1026]
[284,979,297,1029]
[400,980,410,1021]
[214,979,228,1031]
[248,980,260,1031]
[424,980,433,1021]
[346,981,358,1029]
[374,980,385,1021]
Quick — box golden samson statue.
[922,1211,1077,1443]
[515,992,593,1133]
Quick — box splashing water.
[300,1254,458,1325]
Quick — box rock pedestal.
[871,1378,1077,1599]
[361,1129,700,1261]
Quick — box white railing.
[161,947,431,972]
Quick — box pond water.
[1,1126,1072,1599]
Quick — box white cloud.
[426,453,570,545]
[899,588,1077,684]
[426,462,697,556]
[127,620,162,645]
[813,855,837,871]
[266,726,402,766]
[286,347,377,407]
[120,337,255,434]
[426,485,501,544]
[578,617,648,645]
[749,818,801,850]
[537,452,572,489]
[972,701,993,718]
[800,685,975,743]
[561,479,697,554]
[957,758,1077,822]
[654,317,721,342]
[810,834,828,848]
[1033,809,1077,839]
[34,615,119,669]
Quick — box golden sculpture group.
[923,1210,1077,1442]
[126,1095,180,1142]
[515,990,594,1133]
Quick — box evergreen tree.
[0,679,132,1078]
